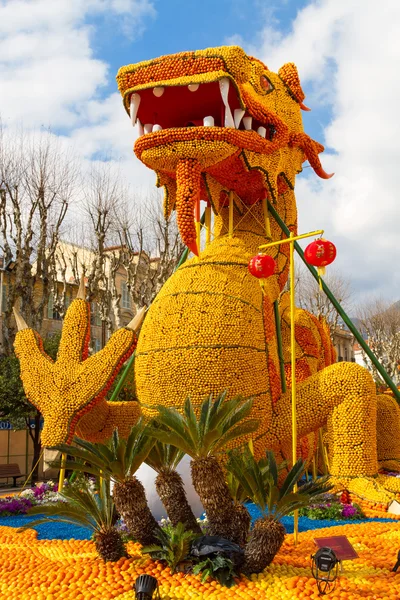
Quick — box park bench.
[0,463,25,487]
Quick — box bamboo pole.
[289,233,299,545]
[262,196,272,238]
[58,452,67,493]
[267,201,400,401]
[273,300,287,394]
[19,449,44,494]
[195,196,201,258]
[261,229,327,546]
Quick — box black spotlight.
[134,574,160,600]
[392,549,400,572]
[311,547,339,596]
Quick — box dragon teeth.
[188,83,199,92]
[153,124,162,132]
[234,109,245,128]
[137,119,144,136]
[257,126,267,138]
[219,77,235,128]
[130,93,141,125]
[144,123,153,134]
[243,116,252,131]
[203,116,214,127]
[153,87,164,97]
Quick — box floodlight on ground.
[311,546,339,595]
[134,574,160,600]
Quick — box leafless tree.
[0,126,79,353]
[295,263,353,339]
[114,190,185,311]
[52,178,184,339]
[356,300,400,384]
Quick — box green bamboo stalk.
[110,210,207,402]
[267,201,400,401]
[273,299,287,393]
[109,351,136,402]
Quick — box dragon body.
[14,46,400,505]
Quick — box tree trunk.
[93,527,128,562]
[28,412,42,484]
[230,503,251,547]
[190,456,234,539]
[243,516,286,574]
[155,469,201,533]
[113,477,161,546]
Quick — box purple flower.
[0,496,33,515]
[342,505,357,518]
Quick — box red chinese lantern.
[304,238,336,276]
[248,254,276,279]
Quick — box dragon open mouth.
[118,46,333,255]
[129,78,277,141]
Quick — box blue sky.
[90,1,308,72]
[86,0,325,140]
[1,0,399,302]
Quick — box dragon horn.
[315,167,334,179]
[76,275,86,300]
[126,306,147,333]
[300,102,311,111]
[13,306,29,331]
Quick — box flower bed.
[0,521,400,599]
[297,492,365,521]
[0,481,60,516]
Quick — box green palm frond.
[148,393,260,459]
[145,440,185,473]
[278,458,305,500]
[227,447,332,520]
[18,477,115,534]
[49,419,155,483]
[226,470,248,504]
[141,523,197,573]
[214,419,260,453]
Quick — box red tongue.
[176,158,201,256]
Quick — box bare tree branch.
[295,263,353,339]
[356,299,400,384]
[0,126,78,352]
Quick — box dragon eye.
[260,75,271,91]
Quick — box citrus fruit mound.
[1,522,400,599]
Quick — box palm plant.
[227,448,332,574]
[145,440,201,533]
[54,419,161,546]
[147,392,259,541]
[19,478,126,562]
[141,522,198,573]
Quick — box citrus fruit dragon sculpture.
[13,45,400,506]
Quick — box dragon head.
[117,45,332,254]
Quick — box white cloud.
[0,0,156,191]
[0,0,154,128]
[247,0,400,302]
